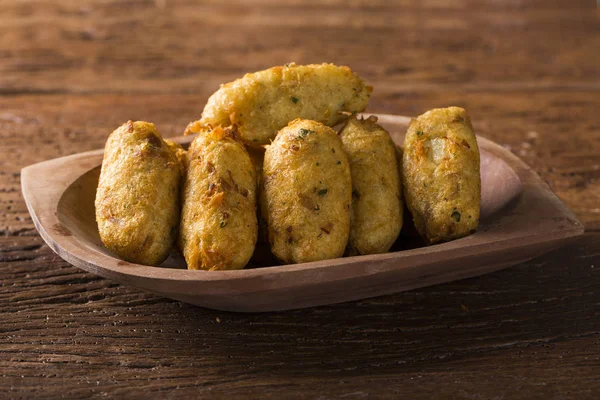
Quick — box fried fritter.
[262,119,352,264]
[179,126,257,270]
[187,63,372,146]
[401,107,480,244]
[340,115,403,255]
[95,121,181,266]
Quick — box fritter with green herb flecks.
[401,107,480,244]
[340,115,403,255]
[179,126,257,270]
[186,63,372,146]
[95,121,181,266]
[262,119,351,264]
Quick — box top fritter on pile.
[185,63,372,146]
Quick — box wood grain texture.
[1,0,599,398]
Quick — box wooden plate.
[21,114,584,312]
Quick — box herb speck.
[451,211,461,222]
[318,189,328,196]
[291,96,299,104]
[297,128,314,140]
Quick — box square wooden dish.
[21,114,584,312]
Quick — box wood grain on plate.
[1,0,599,398]
[21,114,582,311]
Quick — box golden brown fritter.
[340,115,403,255]
[179,126,257,270]
[262,119,352,264]
[401,107,480,244]
[187,63,372,146]
[95,121,181,266]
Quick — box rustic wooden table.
[1,1,599,398]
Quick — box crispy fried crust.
[95,121,181,266]
[179,127,257,270]
[340,115,403,255]
[401,107,480,244]
[188,63,372,146]
[262,119,352,264]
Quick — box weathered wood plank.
[0,233,598,397]
[0,1,598,94]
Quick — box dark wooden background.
[1,1,599,398]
